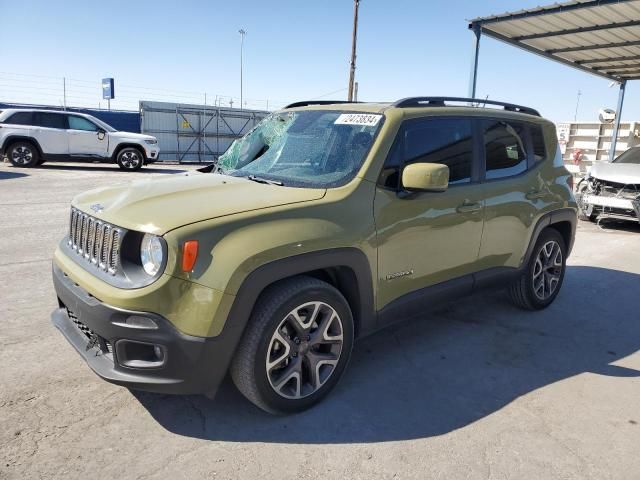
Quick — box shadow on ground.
[589,217,640,234]
[0,170,28,180]
[135,265,640,443]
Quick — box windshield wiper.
[246,175,284,186]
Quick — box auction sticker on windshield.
[334,113,382,126]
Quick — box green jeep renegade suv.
[51,97,577,414]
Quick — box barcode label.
[334,113,382,126]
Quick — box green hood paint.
[72,172,327,235]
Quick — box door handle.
[526,189,546,200]
[456,201,482,214]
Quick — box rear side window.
[484,120,527,180]
[6,112,34,125]
[34,112,67,129]
[530,125,547,163]
[68,115,98,131]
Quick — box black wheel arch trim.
[228,247,376,337]
[522,208,577,267]
[1,135,44,157]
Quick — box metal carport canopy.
[468,0,640,160]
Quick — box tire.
[230,276,354,414]
[7,141,39,168]
[116,147,144,171]
[509,228,567,310]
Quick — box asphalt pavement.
[1,161,639,479]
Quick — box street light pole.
[573,89,581,122]
[347,0,360,102]
[239,28,246,110]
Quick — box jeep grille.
[68,207,121,275]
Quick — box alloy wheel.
[532,240,563,301]
[12,146,33,165]
[266,301,344,399]
[120,151,140,169]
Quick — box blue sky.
[0,0,636,122]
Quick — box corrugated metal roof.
[470,0,640,81]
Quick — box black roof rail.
[284,100,359,109]
[392,97,540,117]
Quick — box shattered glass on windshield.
[216,110,382,188]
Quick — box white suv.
[0,109,160,171]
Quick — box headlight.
[140,233,164,276]
[144,139,158,145]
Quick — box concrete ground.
[1,161,639,480]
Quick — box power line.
[0,71,304,111]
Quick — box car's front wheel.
[7,141,39,168]
[231,276,354,414]
[509,228,567,310]
[116,147,144,171]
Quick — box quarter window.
[530,125,547,163]
[484,120,527,179]
[68,115,98,131]
[6,112,34,125]
[34,112,67,129]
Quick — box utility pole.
[239,28,246,111]
[354,81,359,102]
[63,77,67,110]
[347,0,360,102]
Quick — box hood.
[590,162,640,185]
[112,131,156,142]
[72,173,326,235]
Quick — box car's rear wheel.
[230,276,354,414]
[116,147,144,171]
[509,228,567,310]
[7,141,39,168]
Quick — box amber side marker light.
[182,240,199,272]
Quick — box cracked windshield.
[217,110,382,187]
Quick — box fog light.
[115,340,166,368]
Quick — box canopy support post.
[609,80,627,161]
[468,23,482,99]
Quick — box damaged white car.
[577,147,640,223]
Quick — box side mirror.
[97,129,106,140]
[401,162,449,192]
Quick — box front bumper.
[51,264,234,395]
[578,193,640,222]
[145,146,160,162]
